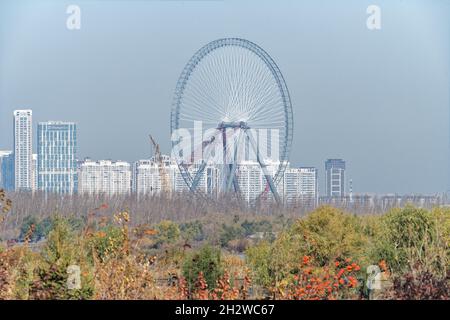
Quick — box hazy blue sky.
[0,0,449,194]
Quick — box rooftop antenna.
[349,179,353,203]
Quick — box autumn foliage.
[0,190,448,300]
[281,256,361,300]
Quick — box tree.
[219,223,244,247]
[19,216,39,242]
[246,206,369,289]
[183,245,224,292]
[245,241,272,287]
[288,206,369,266]
[372,206,448,277]
[31,217,94,299]
[152,220,181,248]
[180,220,204,242]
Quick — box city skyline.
[1,103,447,197]
[3,108,322,204]
[4,107,444,202]
[0,1,449,194]
[2,107,446,214]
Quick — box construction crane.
[149,135,172,194]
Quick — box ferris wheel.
[171,38,293,202]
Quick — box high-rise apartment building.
[216,160,283,203]
[31,154,38,192]
[284,167,318,207]
[325,159,346,198]
[133,155,178,195]
[13,110,33,191]
[0,151,14,191]
[37,122,77,194]
[235,161,265,203]
[184,164,220,196]
[78,159,131,196]
[172,162,220,196]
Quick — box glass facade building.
[0,151,14,191]
[37,121,77,194]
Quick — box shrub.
[19,216,56,243]
[182,245,224,292]
[245,241,272,287]
[372,206,448,277]
[289,206,369,266]
[88,226,127,262]
[226,238,250,253]
[0,246,36,299]
[31,217,94,300]
[180,221,204,242]
[241,220,272,237]
[219,223,244,248]
[246,207,368,289]
[384,271,449,300]
[282,256,362,300]
[152,220,180,248]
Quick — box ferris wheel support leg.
[191,130,222,192]
[232,174,241,193]
[190,161,208,192]
[226,130,243,192]
[221,129,229,191]
[245,129,281,204]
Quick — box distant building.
[173,162,220,196]
[31,154,37,192]
[78,159,131,196]
[284,167,318,207]
[325,159,346,198]
[37,122,77,194]
[133,155,178,195]
[0,151,14,191]
[236,161,264,203]
[13,110,33,191]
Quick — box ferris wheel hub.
[217,121,249,130]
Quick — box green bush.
[241,219,272,237]
[245,241,273,287]
[182,245,223,291]
[288,206,369,266]
[42,217,78,266]
[219,223,244,247]
[372,206,448,276]
[246,206,369,287]
[19,216,52,242]
[180,221,204,242]
[33,217,94,300]
[152,220,180,248]
[88,225,126,262]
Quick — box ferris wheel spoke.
[184,82,225,118]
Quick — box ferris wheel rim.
[171,38,293,195]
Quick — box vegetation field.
[0,190,448,300]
